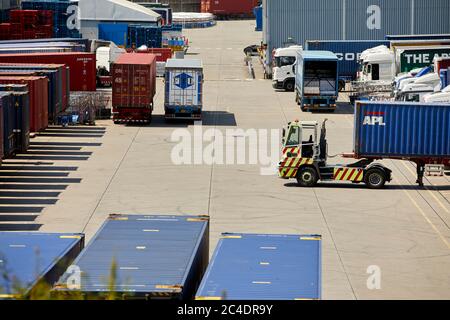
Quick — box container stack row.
[21,0,81,39]
[0,215,322,300]
[0,9,53,40]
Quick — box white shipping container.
[164,59,203,119]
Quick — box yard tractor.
[279,120,392,189]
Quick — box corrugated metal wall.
[265,0,450,69]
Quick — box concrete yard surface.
[1,21,449,300]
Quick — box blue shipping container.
[98,23,128,47]
[196,233,322,300]
[305,40,390,82]
[354,101,450,159]
[0,85,30,153]
[0,232,85,299]
[55,214,210,300]
[0,92,15,158]
[385,34,450,41]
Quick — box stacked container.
[0,84,30,153]
[0,91,13,158]
[201,0,258,17]
[127,25,162,48]
[112,53,157,123]
[0,52,95,91]
[0,76,48,132]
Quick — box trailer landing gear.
[416,162,425,187]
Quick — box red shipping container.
[112,53,157,122]
[0,53,96,92]
[126,48,173,62]
[201,0,258,16]
[0,76,48,132]
[0,63,69,111]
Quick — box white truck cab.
[359,48,395,82]
[396,72,441,102]
[272,45,303,91]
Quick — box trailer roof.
[301,51,338,61]
[166,59,203,69]
[196,233,322,300]
[0,232,84,297]
[56,215,209,295]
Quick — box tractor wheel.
[364,168,387,189]
[285,81,295,92]
[297,167,318,187]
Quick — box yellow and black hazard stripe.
[282,147,300,157]
[333,168,364,182]
[279,158,314,179]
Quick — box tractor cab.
[282,120,327,162]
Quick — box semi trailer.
[295,51,339,112]
[279,101,450,188]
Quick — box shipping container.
[263,0,450,74]
[0,38,89,51]
[0,63,69,112]
[164,59,203,120]
[0,84,29,153]
[112,53,157,123]
[440,69,449,89]
[0,92,3,159]
[354,101,450,161]
[201,0,258,17]
[0,69,60,123]
[196,233,322,300]
[0,76,48,132]
[0,41,85,52]
[0,91,13,157]
[435,57,450,73]
[0,52,95,91]
[54,214,209,300]
[305,40,390,84]
[127,25,162,49]
[386,34,450,41]
[0,232,85,299]
[127,47,173,62]
[98,23,128,47]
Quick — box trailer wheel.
[364,169,387,189]
[297,167,318,187]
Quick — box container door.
[169,69,200,107]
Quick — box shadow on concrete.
[0,191,61,198]
[0,215,38,222]
[30,142,102,147]
[0,223,42,231]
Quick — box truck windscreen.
[275,56,296,67]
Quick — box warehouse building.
[262,0,450,74]
[79,0,161,39]
[128,0,201,12]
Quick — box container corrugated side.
[112,54,157,109]
[196,233,322,300]
[0,52,96,91]
[354,101,450,159]
[54,214,209,300]
[0,232,85,299]
[0,76,48,132]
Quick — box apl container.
[0,232,85,299]
[164,59,203,120]
[196,233,322,300]
[354,101,450,160]
[55,214,210,300]
[0,84,30,153]
[0,76,48,132]
[112,53,157,122]
[0,52,95,91]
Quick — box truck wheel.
[338,81,346,92]
[364,169,387,189]
[297,167,318,187]
[285,81,294,92]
